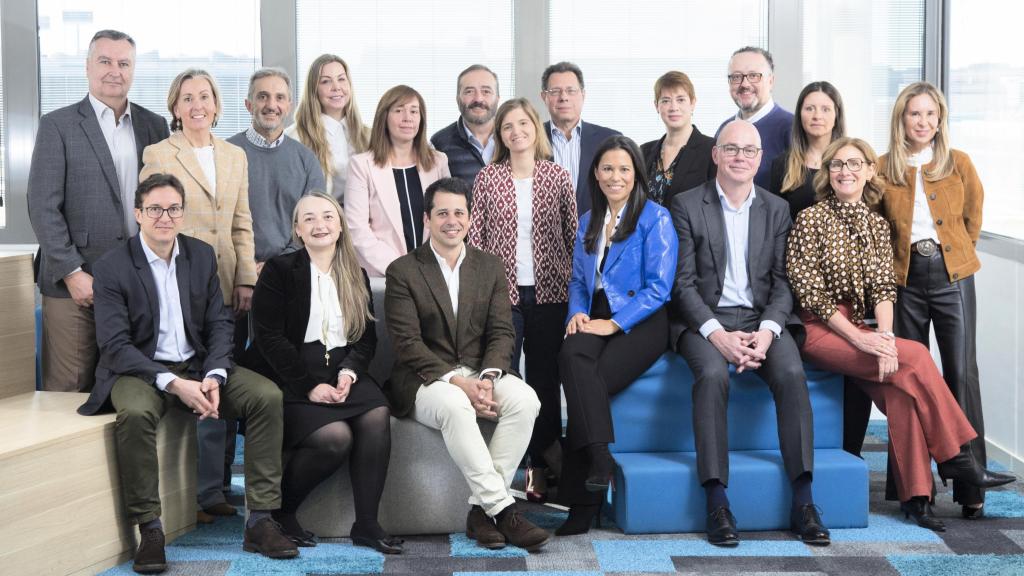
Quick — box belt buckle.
[914,239,936,257]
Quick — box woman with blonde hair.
[877,81,993,519]
[286,54,371,201]
[242,191,400,553]
[468,98,577,503]
[344,85,450,277]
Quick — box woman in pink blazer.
[344,85,450,277]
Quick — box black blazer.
[667,180,801,351]
[242,249,377,403]
[768,154,818,221]
[641,125,717,207]
[80,234,233,415]
[543,120,621,216]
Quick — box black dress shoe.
[133,525,167,574]
[271,511,316,547]
[350,521,404,554]
[962,504,985,520]
[790,504,830,546]
[585,443,615,492]
[936,449,1016,489]
[706,506,739,547]
[900,498,945,532]
[555,502,603,536]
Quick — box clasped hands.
[308,372,355,404]
[453,374,499,418]
[168,376,221,420]
[856,330,899,382]
[565,312,620,336]
[708,329,774,373]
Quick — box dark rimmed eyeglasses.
[827,159,871,172]
[717,144,761,158]
[727,72,764,85]
[143,205,184,219]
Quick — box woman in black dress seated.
[243,191,401,553]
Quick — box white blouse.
[322,114,352,202]
[304,262,349,350]
[194,145,217,196]
[514,177,535,286]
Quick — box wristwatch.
[481,373,496,381]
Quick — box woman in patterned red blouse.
[785,137,1013,532]
[467,98,578,503]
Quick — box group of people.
[25,27,1013,574]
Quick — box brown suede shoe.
[133,526,167,574]
[243,517,300,559]
[204,502,238,516]
[495,505,550,552]
[466,505,506,549]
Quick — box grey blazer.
[667,180,801,350]
[28,95,170,297]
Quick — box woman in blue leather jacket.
[556,135,678,535]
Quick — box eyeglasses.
[727,72,764,85]
[143,205,184,219]
[827,158,870,172]
[717,144,761,158]
[542,87,581,98]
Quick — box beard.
[459,101,496,126]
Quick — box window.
[549,0,768,145]
[948,0,1024,239]
[37,1,262,139]
[1,14,5,229]
[800,0,925,153]
[296,0,515,139]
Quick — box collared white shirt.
[194,145,217,196]
[908,146,940,245]
[140,237,226,390]
[304,262,349,349]
[735,97,776,124]
[514,177,535,286]
[323,114,352,200]
[550,121,583,191]
[463,119,496,164]
[245,125,284,149]
[89,93,140,235]
[594,204,626,291]
[698,181,783,339]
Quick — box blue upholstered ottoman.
[606,353,869,533]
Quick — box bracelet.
[877,330,895,338]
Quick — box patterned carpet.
[98,423,1024,576]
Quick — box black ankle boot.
[936,446,1016,489]
[900,497,945,532]
[585,443,614,492]
[555,502,603,536]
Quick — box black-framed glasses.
[717,144,761,159]
[542,87,581,98]
[143,205,184,219]
[727,72,764,85]
[827,158,869,173]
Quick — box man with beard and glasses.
[716,47,793,190]
[431,65,500,188]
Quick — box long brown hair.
[883,81,954,186]
[813,137,884,207]
[368,85,435,171]
[491,98,551,164]
[292,55,371,180]
[781,81,846,193]
[291,192,372,340]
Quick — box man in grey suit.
[28,29,170,392]
[669,120,828,548]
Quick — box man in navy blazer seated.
[78,173,298,573]
[669,120,827,548]
[541,61,621,216]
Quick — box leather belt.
[912,239,939,257]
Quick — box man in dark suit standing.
[540,62,620,216]
[385,177,549,552]
[28,29,170,392]
[669,120,828,548]
[80,174,297,573]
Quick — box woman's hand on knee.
[566,313,590,336]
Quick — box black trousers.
[677,307,814,486]
[510,286,568,467]
[894,250,985,505]
[557,292,668,506]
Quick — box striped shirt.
[550,122,583,192]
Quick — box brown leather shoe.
[495,505,550,552]
[243,517,300,559]
[203,502,238,516]
[133,526,167,574]
[466,505,505,549]
[196,509,215,524]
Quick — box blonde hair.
[813,137,884,207]
[292,192,372,341]
[491,98,551,164]
[292,55,371,180]
[781,81,845,193]
[883,81,954,186]
[368,85,435,171]
[167,68,222,132]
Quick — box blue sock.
[247,510,271,528]
[792,472,814,509]
[703,479,729,514]
[140,518,162,532]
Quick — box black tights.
[279,406,391,526]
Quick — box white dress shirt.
[908,146,940,245]
[89,94,139,235]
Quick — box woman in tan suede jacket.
[877,81,988,519]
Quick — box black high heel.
[962,504,985,520]
[585,443,615,492]
[900,497,945,532]
[936,447,1016,489]
[555,501,604,536]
